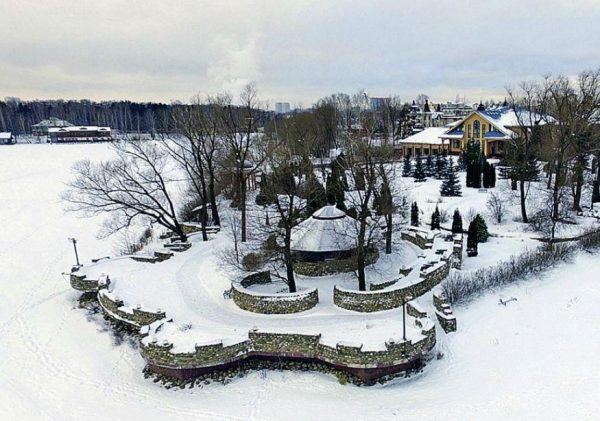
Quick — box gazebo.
[291,206,356,262]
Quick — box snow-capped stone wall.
[97,288,166,328]
[433,289,457,333]
[70,272,101,293]
[334,261,450,312]
[231,283,319,314]
[139,320,436,382]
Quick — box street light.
[68,237,80,267]
[402,295,413,341]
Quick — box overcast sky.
[1,0,599,107]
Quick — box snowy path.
[1,144,600,420]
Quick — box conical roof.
[291,206,356,252]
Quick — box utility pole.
[68,237,80,267]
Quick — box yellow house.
[440,104,541,157]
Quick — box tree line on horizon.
[0,97,274,135]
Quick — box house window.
[467,125,471,139]
[473,121,481,139]
[453,139,461,149]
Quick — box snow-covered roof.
[48,126,111,133]
[400,127,446,145]
[291,206,356,252]
[0,132,12,139]
[440,106,551,140]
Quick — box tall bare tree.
[218,84,270,243]
[63,140,186,241]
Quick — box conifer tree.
[413,154,427,182]
[482,161,491,188]
[305,175,327,215]
[440,163,462,197]
[466,220,479,257]
[430,206,441,230]
[410,201,420,226]
[472,214,489,243]
[425,154,434,177]
[465,141,482,188]
[451,209,463,234]
[435,153,446,179]
[402,156,412,177]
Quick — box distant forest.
[0,98,273,135]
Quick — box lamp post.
[402,295,413,341]
[68,237,80,267]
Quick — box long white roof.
[400,127,446,145]
[48,126,111,133]
[0,132,12,139]
[291,206,356,252]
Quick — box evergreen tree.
[465,141,482,188]
[472,214,489,243]
[435,153,446,179]
[440,163,462,197]
[425,154,434,177]
[402,156,412,177]
[354,166,366,190]
[326,173,345,209]
[482,161,491,188]
[466,220,479,257]
[305,175,327,215]
[451,209,463,234]
[410,201,420,227]
[430,206,441,230]
[413,154,427,182]
[489,163,496,187]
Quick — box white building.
[0,132,15,145]
[275,102,291,114]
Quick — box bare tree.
[506,81,548,223]
[340,92,384,291]
[165,95,225,241]
[487,191,506,223]
[63,140,186,241]
[218,84,270,243]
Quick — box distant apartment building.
[0,132,15,145]
[48,126,112,143]
[275,102,291,114]
[31,117,73,136]
[369,97,390,110]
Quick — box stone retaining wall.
[433,289,457,333]
[231,283,319,314]
[98,288,166,328]
[70,273,100,292]
[401,228,432,250]
[334,261,450,312]
[294,250,379,276]
[140,318,436,382]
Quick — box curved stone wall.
[98,288,166,328]
[334,261,450,312]
[231,283,319,314]
[293,250,379,276]
[70,273,101,293]
[140,319,436,382]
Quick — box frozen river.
[1,143,599,420]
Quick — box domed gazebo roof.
[291,206,356,253]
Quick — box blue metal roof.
[483,130,507,139]
[446,128,464,136]
[480,106,511,121]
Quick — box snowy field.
[1,143,600,420]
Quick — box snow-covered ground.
[1,143,600,420]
